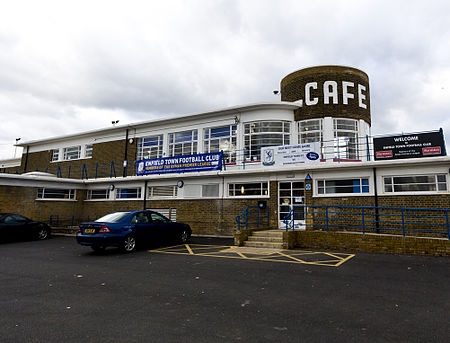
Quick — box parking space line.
[149,244,355,267]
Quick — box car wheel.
[91,246,105,252]
[179,230,189,244]
[122,235,137,252]
[37,226,49,240]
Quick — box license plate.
[84,228,96,233]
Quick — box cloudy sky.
[1,0,449,159]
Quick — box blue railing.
[284,205,450,240]
[49,214,101,227]
[236,206,270,231]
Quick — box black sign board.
[373,130,446,160]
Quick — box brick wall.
[11,138,138,178]
[290,230,450,256]
[280,65,371,124]
[0,185,84,225]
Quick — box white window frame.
[244,121,291,162]
[147,185,178,199]
[115,187,142,200]
[36,188,76,201]
[228,182,269,198]
[85,144,93,158]
[168,129,198,157]
[137,135,164,160]
[316,178,370,196]
[63,146,81,161]
[51,149,60,162]
[299,119,323,144]
[86,189,110,200]
[383,174,448,194]
[333,118,359,160]
[204,125,237,163]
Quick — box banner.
[261,143,321,167]
[136,152,223,175]
[373,130,446,160]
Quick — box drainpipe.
[143,180,148,210]
[23,145,29,173]
[123,129,129,177]
[373,167,380,233]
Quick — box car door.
[148,212,172,241]
[0,214,28,238]
[130,212,153,242]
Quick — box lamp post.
[14,138,21,158]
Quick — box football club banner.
[136,152,223,175]
[261,143,321,167]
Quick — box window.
[85,144,93,158]
[51,149,59,162]
[37,188,76,200]
[137,135,163,160]
[63,146,81,160]
[384,174,447,193]
[202,184,220,197]
[299,119,322,143]
[244,121,290,161]
[148,186,177,198]
[204,125,237,163]
[116,188,142,199]
[168,130,198,157]
[228,182,269,197]
[333,119,358,159]
[87,189,110,200]
[150,212,169,223]
[317,178,369,194]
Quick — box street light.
[14,138,21,158]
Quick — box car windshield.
[95,212,130,223]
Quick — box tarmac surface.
[0,235,449,342]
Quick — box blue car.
[76,210,191,253]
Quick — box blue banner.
[136,152,223,175]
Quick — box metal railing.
[284,205,450,240]
[236,206,270,231]
[48,214,101,227]
[4,130,446,179]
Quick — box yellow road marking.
[185,244,194,255]
[149,244,355,267]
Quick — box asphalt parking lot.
[1,236,449,343]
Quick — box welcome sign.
[261,143,321,167]
[373,130,446,160]
[136,152,223,175]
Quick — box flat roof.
[16,102,299,147]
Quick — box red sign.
[422,147,441,155]
[375,150,393,158]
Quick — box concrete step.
[252,230,283,237]
[243,241,283,249]
[247,236,283,243]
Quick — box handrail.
[284,205,450,240]
[236,205,270,231]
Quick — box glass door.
[278,181,305,229]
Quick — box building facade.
[0,66,449,237]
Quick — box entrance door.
[278,181,306,229]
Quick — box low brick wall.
[286,230,449,256]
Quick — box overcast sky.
[1,0,449,159]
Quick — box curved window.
[299,119,322,143]
[333,119,359,160]
[244,121,290,161]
